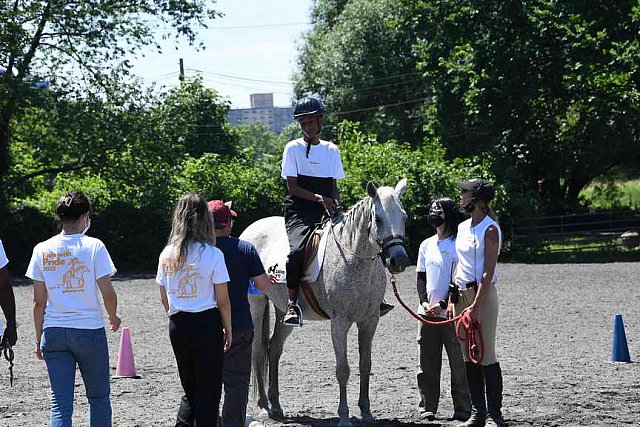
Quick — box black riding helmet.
[293,96,324,119]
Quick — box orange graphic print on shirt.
[177,265,200,299]
[62,257,89,293]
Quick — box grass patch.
[580,179,640,210]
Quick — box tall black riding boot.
[459,362,486,427]
[483,363,506,427]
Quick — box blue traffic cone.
[611,314,631,363]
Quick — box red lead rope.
[388,274,484,365]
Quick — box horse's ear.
[395,178,407,199]
[224,201,232,209]
[366,182,378,198]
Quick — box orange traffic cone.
[112,327,141,378]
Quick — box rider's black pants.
[284,207,324,291]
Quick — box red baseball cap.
[207,200,237,227]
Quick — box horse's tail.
[251,297,270,400]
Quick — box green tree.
[296,0,427,143]
[234,122,281,163]
[154,77,237,158]
[10,77,235,214]
[412,0,640,213]
[0,0,219,208]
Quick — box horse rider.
[281,96,394,326]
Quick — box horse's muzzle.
[384,245,410,273]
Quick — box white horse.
[241,179,410,427]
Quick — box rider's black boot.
[483,363,506,427]
[459,362,486,427]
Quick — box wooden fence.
[509,209,640,257]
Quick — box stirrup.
[283,303,303,327]
[380,301,395,317]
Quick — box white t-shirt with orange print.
[156,242,230,316]
[26,233,117,329]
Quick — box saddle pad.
[265,221,331,285]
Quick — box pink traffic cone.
[113,327,141,378]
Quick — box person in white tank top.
[454,179,506,427]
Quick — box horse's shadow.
[275,415,441,426]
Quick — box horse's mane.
[339,196,376,247]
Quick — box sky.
[130,0,313,109]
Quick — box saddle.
[300,225,330,319]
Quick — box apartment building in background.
[228,93,294,134]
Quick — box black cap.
[457,178,495,203]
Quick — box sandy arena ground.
[0,262,638,426]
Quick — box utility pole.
[179,58,184,81]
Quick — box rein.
[388,274,484,365]
[1,341,14,386]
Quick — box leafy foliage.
[0,0,219,200]
[296,0,427,143]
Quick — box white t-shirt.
[281,138,346,180]
[0,240,7,335]
[416,235,456,318]
[455,215,502,287]
[156,242,230,316]
[25,233,117,329]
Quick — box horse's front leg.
[267,307,293,419]
[357,318,379,424]
[331,317,353,427]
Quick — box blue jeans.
[41,327,112,427]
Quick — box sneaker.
[419,411,436,421]
[379,301,395,317]
[283,303,303,327]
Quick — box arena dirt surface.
[1,263,638,426]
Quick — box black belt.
[461,281,478,291]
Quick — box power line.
[332,97,431,115]
[207,22,310,30]
[189,69,293,85]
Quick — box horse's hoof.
[361,413,375,424]
[338,418,354,427]
[271,407,285,420]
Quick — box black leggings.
[170,308,224,426]
[284,208,325,290]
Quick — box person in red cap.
[176,199,272,427]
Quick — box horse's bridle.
[376,234,408,253]
[329,203,408,261]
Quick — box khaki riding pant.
[454,285,499,366]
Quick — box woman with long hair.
[156,193,232,426]
[415,197,470,422]
[27,190,121,426]
[454,179,505,427]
